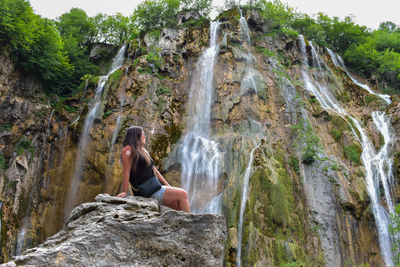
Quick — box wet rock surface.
[2,194,226,267]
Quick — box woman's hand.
[117,192,127,198]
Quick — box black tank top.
[129,153,154,190]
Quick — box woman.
[117,126,190,213]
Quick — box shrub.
[145,49,164,70]
[288,155,300,175]
[157,86,171,96]
[15,138,34,158]
[329,128,342,140]
[103,110,113,119]
[344,145,361,165]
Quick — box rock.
[177,10,201,25]
[2,194,226,267]
[89,43,117,65]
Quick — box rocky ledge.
[2,194,227,267]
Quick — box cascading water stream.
[239,10,251,47]
[239,10,259,95]
[109,99,124,150]
[179,21,222,213]
[327,48,391,104]
[64,44,126,221]
[299,35,395,266]
[45,109,54,138]
[236,143,260,267]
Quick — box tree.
[181,0,212,17]
[253,0,294,31]
[0,0,37,50]
[57,8,96,46]
[17,17,73,94]
[131,0,180,33]
[95,13,132,45]
[379,21,399,32]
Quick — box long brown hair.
[122,126,150,172]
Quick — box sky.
[30,0,400,30]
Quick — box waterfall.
[134,38,141,61]
[14,224,27,256]
[239,11,259,95]
[328,48,391,104]
[45,109,54,138]
[327,48,339,67]
[179,21,222,213]
[64,44,126,221]
[236,143,260,267]
[299,35,395,266]
[239,9,251,46]
[109,99,124,150]
[83,78,89,91]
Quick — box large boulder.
[2,194,226,267]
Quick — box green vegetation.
[389,204,400,265]
[145,48,164,70]
[329,128,342,141]
[239,152,324,266]
[157,86,171,96]
[364,94,383,105]
[292,119,321,165]
[288,155,300,175]
[15,138,35,158]
[0,122,13,131]
[103,110,113,119]
[343,144,361,165]
[0,155,7,170]
[131,0,212,33]
[109,69,123,83]
[63,105,78,113]
[256,46,277,58]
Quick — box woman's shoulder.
[122,145,132,157]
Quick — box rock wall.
[1,8,399,266]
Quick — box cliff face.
[1,8,399,266]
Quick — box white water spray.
[179,22,222,213]
[64,45,126,221]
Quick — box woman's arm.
[117,146,132,197]
[153,166,170,186]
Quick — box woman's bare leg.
[163,187,190,213]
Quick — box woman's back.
[129,153,154,188]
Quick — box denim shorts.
[149,185,166,204]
